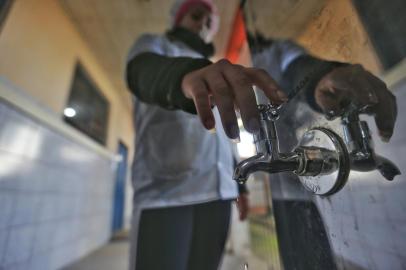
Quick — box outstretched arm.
[282,53,397,142]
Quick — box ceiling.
[245,0,326,38]
[59,0,326,108]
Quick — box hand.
[315,64,397,142]
[182,59,287,139]
[236,192,249,221]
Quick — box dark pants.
[135,200,232,270]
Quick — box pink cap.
[173,0,215,26]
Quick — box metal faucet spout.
[233,153,300,184]
[233,104,351,196]
[375,155,401,181]
[233,104,301,184]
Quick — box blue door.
[112,142,128,233]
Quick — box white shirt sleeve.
[276,40,307,72]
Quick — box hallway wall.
[0,0,134,154]
[0,0,135,269]
[0,88,115,269]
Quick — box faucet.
[341,105,401,180]
[233,104,301,184]
[234,102,400,196]
[234,104,347,195]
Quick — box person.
[126,1,397,270]
[126,1,259,269]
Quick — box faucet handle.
[255,104,282,157]
[375,155,401,181]
[340,105,401,181]
[257,104,282,121]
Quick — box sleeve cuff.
[282,55,349,112]
[168,58,212,114]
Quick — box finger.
[237,196,249,221]
[319,66,377,110]
[346,72,380,110]
[204,72,240,140]
[239,208,246,221]
[222,65,261,133]
[189,79,215,130]
[373,90,397,142]
[315,85,350,115]
[355,71,396,140]
[240,206,248,221]
[237,199,243,220]
[245,67,287,104]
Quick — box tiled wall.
[0,100,115,270]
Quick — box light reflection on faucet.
[234,104,301,183]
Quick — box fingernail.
[248,118,261,133]
[231,136,241,143]
[229,124,240,140]
[379,130,391,142]
[209,128,216,134]
[381,137,390,143]
[204,118,215,130]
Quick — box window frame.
[64,62,110,146]
[0,0,13,34]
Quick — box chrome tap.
[234,101,400,196]
[341,106,401,180]
[233,104,348,195]
[233,104,300,184]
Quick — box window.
[0,0,12,33]
[64,64,110,145]
[352,0,406,70]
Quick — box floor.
[63,238,129,270]
[63,232,268,270]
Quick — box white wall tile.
[0,102,115,269]
[0,191,15,229]
[10,193,41,226]
[3,225,35,265]
[0,229,9,266]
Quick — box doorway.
[112,141,128,233]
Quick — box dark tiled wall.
[0,100,115,270]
